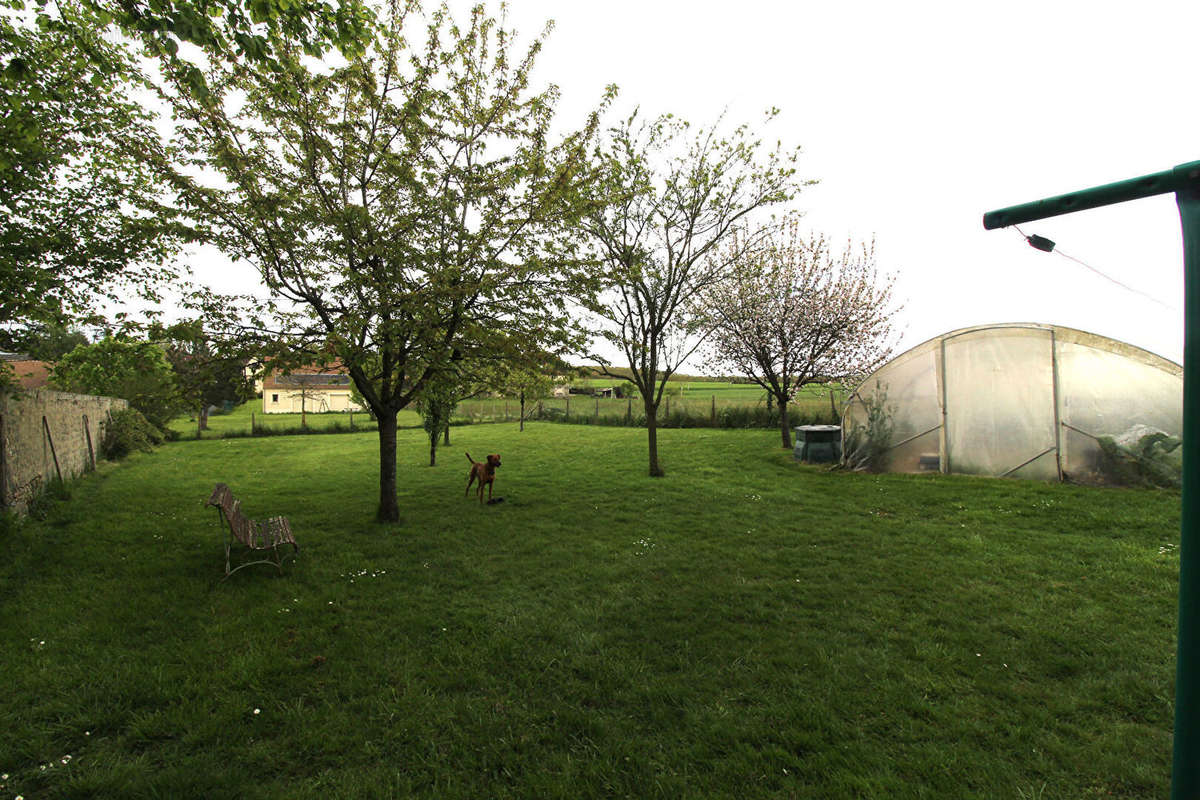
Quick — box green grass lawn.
[0,423,1180,798]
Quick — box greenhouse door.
[942,328,1059,479]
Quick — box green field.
[171,382,846,440]
[1,423,1179,798]
[457,381,846,426]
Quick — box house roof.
[6,359,51,389]
[263,368,354,391]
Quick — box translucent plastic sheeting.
[1062,424,1104,484]
[1056,337,1182,440]
[843,343,940,452]
[882,427,941,473]
[943,327,1057,478]
[841,323,1182,484]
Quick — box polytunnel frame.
[842,322,1181,481]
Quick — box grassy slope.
[0,424,1180,799]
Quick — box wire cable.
[1011,225,1178,311]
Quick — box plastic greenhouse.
[840,323,1183,485]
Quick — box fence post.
[505,399,509,420]
[82,414,95,470]
[350,411,354,431]
[251,412,256,436]
[711,395,716,426]
[42,416,62,483]
[595,396,599,420]
[626,397,632,425]
[565,396,570,422]
[0,413,7,509]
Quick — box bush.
[842,382,894,472]
[1096,430,1182,488]
[102,408,165,460]
[525,399,836,430]
[52,339,183,430]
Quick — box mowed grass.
[0,423,1180,798]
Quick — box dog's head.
[487,453,501,469]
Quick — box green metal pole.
[983,162,1200,799]
[983,167,1182,229]
[1174,167,1200,800]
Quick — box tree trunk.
[779,394,792,449]
[443,424,450,446]
[198,405,209,431]
[519,392,525,432]
[376,412,400,522]
[301,395,307,429]
[429,438,437,467]
[645,398,664,477]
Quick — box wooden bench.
[206,483,299,579]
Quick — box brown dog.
[464,452,501,504]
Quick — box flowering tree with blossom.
[702,221,901,449]
[581,111,807,477]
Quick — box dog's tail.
[465,452,474,464]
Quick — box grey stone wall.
[0,389,128,514]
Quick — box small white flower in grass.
[253,708,261,715]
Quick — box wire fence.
[455,390,846,429]
[180,389,848,440]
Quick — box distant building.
[261,366,364,414]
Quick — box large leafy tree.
[0,1,184,336]
[50,338,184,429]
[0,0,374,391]
[0,322,89,360]
[581,111,808,477]
[157,1,605,521]
[153,319,250,432]
[85,0,373,78]
[701,222,900,449]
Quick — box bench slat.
[206,483,298,578]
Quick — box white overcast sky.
[182,0,1199,367]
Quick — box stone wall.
[0,389,128,514]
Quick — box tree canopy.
[154,1,607,520]
[51,338,183,429]
[581,110,808,476]
[702,222,900,449]
[0,1,185,336]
